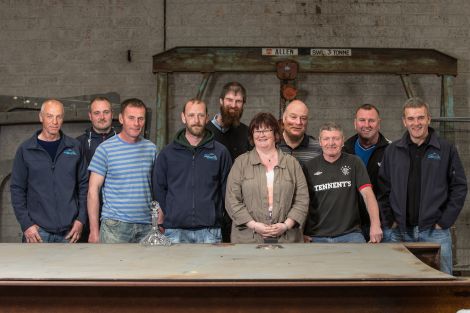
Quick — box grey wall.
[0,0,469,268]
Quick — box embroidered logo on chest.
[340,165,351,176]
[203,153,218,161]
[427,152,441,160]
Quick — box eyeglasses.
[254,129,273,136]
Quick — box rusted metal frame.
[196,72,212,100]
[156,72,168,150]
[153,47,457,75]
[400,74,415,98]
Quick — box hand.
[369,223,383,243]
[252,222,273,238]
[65,220,83,243]
[88,231,100,243]
[435,224,442,230]
[24,225,42,243]
[158,207,165,234]
[303,235,311,243]
[265,223,288,237]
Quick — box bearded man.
[205,82,251,242]
[153,99,232,243]
[206,81,250,161]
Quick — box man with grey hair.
[303,122,383,243]
[379,97,467,274]
[11,99,88,243]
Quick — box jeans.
[100,218,151,243]
[22,227,69,243]
[386,226,452,275]
[309,231,366,243]
[165,228,222,244]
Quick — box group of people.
[10,82,467,275]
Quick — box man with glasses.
[154,99,232,243]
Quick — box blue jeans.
[387,226,452,275]
[22,227,69,243]
[165,228,222,244]
[309,231,366,243]
[100,218,151,243]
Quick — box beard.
[186,123,205,137]
[220,105,243,127]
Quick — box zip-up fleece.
[343,132,390,225]
[153,128,232,229]
[10,130,88,233]
[378,128,467,231]
[76,127,116,165]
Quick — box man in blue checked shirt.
[87,98,157,243]
[153,98,232,243]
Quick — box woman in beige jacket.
[225,112,309,243]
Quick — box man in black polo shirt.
[206,82,250,242]
[379,97,467,274]
[279,99,321,167]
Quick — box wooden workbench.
[0,243,468,312]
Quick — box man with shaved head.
[11,99,88,243]
[279,99,321,167]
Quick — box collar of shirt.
[210,114,230,133]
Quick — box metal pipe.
[156,72,168,149]
[196,73,212,100]
[400,74,415,98]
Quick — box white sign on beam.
[262,48,298,56]
[311,49,352,56]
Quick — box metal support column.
[196,73,212,100]
[400,74,415,98]
[440,75,455,139]
[156,72,168,149]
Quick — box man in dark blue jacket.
[76,96,116,242]
[76,96,116,166]
[153,98,232,243]
[379,97,467,274]
[10,99,88,243]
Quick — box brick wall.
[1,0,470,268]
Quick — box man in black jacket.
[343,104,390,241]
[378,97,467,274]
[76,96,116,242]
[77,96,116,166]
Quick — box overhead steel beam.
[153,47,457,75]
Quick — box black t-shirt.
[303,153,371,237]
[406,132,431,226]
[37,137,61,161]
